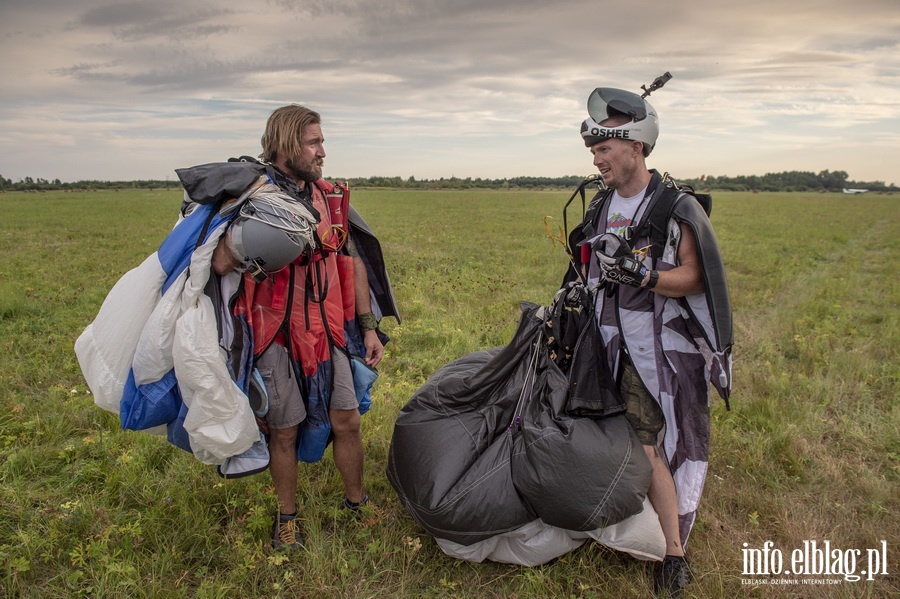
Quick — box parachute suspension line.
[240,186,318,243]
[509,335,543,432]
[219,174,270,219]
[559,174,607,281]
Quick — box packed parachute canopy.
[387,292,667,565]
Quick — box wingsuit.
[76,158,399,473]
[566,169,734,547]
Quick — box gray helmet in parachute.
[580,87,659,156]
[228,185,318,281]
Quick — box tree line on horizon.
[0,169,896,193]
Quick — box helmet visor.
[587,88,647,123]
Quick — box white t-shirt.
[584,184,652,290]
[605,185,650,236]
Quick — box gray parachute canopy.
[387,302,652,546]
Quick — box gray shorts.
[258,344,358,430]
[329,349,359,412]
[620,362,665,446]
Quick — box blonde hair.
[259,105,321,163]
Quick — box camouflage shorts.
[620,362,664,446]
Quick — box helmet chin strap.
[245,258,268,282]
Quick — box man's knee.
[269,425,298,450]
[329,409,361,436]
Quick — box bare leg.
[329,408,365,503]
[269,425,300,514]
[644,444,685,557]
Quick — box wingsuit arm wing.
[348,205,401,324]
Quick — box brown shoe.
[272,515,304,551]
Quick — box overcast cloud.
[1,0,898,182]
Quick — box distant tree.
[1,170,895,193]
[817,170,849,191]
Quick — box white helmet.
[580,87,659,156]
[228,185,318,281]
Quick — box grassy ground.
[0,188,897,598]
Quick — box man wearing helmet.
[569,88,733,597]
[210,105,391,552]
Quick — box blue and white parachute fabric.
[75,201,263,470]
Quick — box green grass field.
[1,188,897,598]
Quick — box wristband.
[358,312,378,332]
[645,270,659,289]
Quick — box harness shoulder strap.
[581,188,613,239]
[632,173,713,259]
[628,171,669,259]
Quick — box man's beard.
[284,157,322,183]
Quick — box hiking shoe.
[655,555,691,598]
[272,514,303,551]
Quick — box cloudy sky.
[2,0,898,184]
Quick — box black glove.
[590,233,647,288]
[597,253,647,287]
